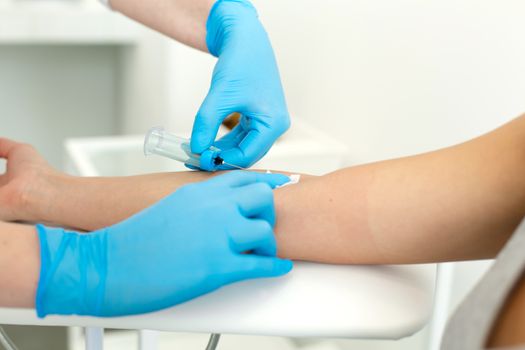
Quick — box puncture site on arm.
[144,126,301,187]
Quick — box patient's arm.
[25,170,312,232]
[29,171,216,231]
[0,221,39,308]
[276,115,525,263]
[4,115,525,264]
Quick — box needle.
[221,161,246,170]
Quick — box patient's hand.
[0,138,61,223]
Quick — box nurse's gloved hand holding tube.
[104,0,289,170]
[191,0,290,169]
[36,171,292,317]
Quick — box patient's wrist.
[26,171,74,226]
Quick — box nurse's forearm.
[110,0,214,52]
[275,116,525,263]
[0,222,39,308]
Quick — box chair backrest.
[441,218,525,350]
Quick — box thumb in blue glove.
[191,0,290,170]
[36,171,293,317]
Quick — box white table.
[0,122,436,348]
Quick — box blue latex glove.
[191,0,290,170]
[36,171,292,317]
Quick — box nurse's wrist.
[25,171,74,226]
[36,224,106,317]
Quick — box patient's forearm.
[33,172,213,231]
[275,116,525,263]
[0,222,39,308]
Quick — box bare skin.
[486,271,525,348]
[1,115,525,316]
[0,222,39,309]
[109,0,215,52]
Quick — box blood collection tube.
[144,126,222,171]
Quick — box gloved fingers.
[233,255,294,281]
[190,90,234,154]
[198,149,222,172]
[205,170,290,189]
[191,125,245,171]
[213,124,245,149]
[213,126,248,170]
[229,218,277,256]
[234,182,275,224]
[217,124,276,169]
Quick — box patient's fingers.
[0,138,19,159]
[0,138,19,186]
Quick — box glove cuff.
[35,224,108,318]
[206,0,259,57]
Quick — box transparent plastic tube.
[144,127,222,170]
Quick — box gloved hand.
[191,0,290,170]
[35,171,292,317]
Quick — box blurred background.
[1,0,525,349]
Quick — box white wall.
[0,45,119,168]
[117,29,177,135]
[162,0,525,161]
[257,0,525,164]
